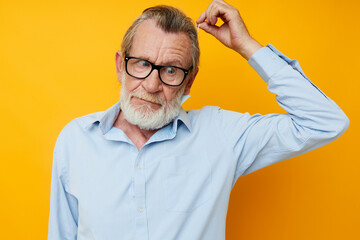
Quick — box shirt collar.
[172,108,191,133]
[85,96,192,135]
[85,102,121,134]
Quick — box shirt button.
[138,207,144,213]
[271,55,276,59]
[136,164,142,169]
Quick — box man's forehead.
[129,20,193,67]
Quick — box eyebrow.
[162,60,183,67]
[134,56,185,68]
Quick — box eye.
[138,60,150,67]
[165,67,175,74]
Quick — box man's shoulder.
[74,111,104,127]
[58,102,120,137]
[57,111,104,138]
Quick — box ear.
[115,51,123,83]
[184,67,198,95]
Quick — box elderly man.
[48,0,349,239]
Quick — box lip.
[131,96,162,109]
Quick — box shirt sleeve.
[218,44,349,181]
[48,135,78,240]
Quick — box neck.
[113,110,158,150]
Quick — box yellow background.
[0,0,359,239]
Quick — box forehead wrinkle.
[130,20,192,68]
[157,42,191,67]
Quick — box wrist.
[236,39,263,60]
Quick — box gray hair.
[121,5,199,75]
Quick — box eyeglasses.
[124,56,190,87]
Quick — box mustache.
[129,90,165,106]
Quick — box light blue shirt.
[48,45,349,240]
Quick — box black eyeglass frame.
[124,56,191,87]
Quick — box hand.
[196,0,262,60]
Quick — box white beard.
[120,74,185,130]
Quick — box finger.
[196,1,213,24]
[208,6,219,26]
[207,1,229,25]
[198,22,220,37]
[206,2,217,25]
[196,11,207,24]
[198,0,228,25]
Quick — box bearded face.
[120,73,186,130]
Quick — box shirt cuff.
[248,44,289,83]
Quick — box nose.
[141,69,163,93]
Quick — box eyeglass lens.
[126,58,186,86]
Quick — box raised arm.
[197,0,349,179]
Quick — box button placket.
[133,151,149,240]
